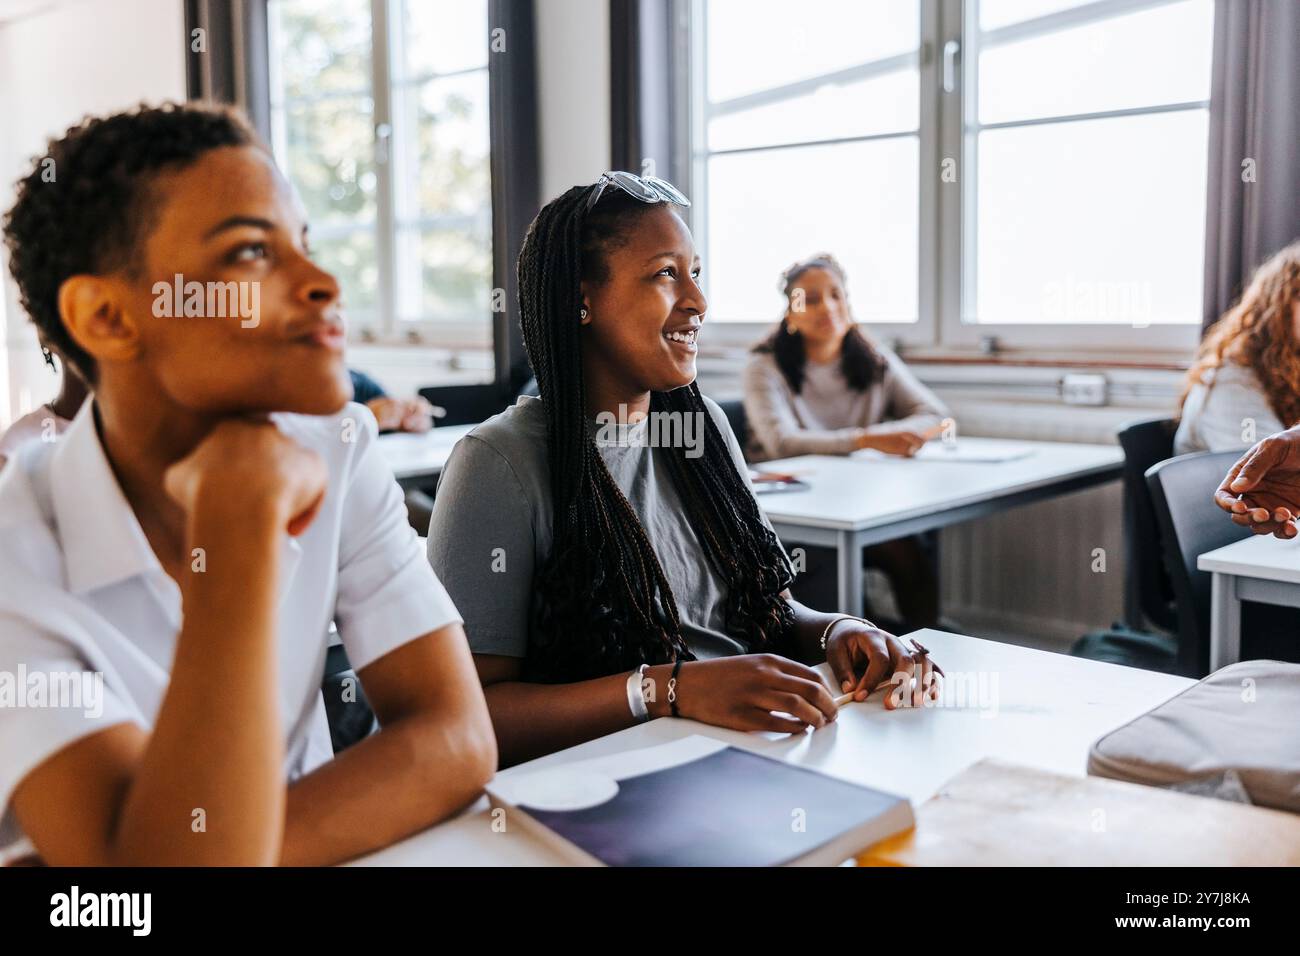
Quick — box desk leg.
[1210,572,1241,672]
[837,530,864,616]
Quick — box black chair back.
[418,383,512,427]
[1145,450,1251,677]
[715,398,748,451]
[1116,417,1178,632]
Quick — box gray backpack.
[1088,660,1300,813]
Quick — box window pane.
[971,110,1207,325]
[269,0,372,102]
[708,68,918,152]
[393,73,492,219]
[705,0,918,103]
[279,97,378,225]
[978,0,1096,33]
[393,226,492,333]
[314,227,379,321]
[397,0,489,79]
[977,0,1213,124]
[705,139,918,323]
[391,63,492,326]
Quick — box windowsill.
[695,342,1192,372]
[694,342,1189,414]
[894,350,1192,371]
[346,342,494,395]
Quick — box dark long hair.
[517,184,796,682]
[753,253,886,394]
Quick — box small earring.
[580,308,588,319]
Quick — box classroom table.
[352,628,1191,866]
[375,424,475,489]
[1198,534,1300,671]
[758,438,1124,614]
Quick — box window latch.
[942,40,961,94]
[374,123,393,165]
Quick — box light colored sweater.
[1174,363,1286,456]
[743,346,949,461]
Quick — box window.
[689,0,923,328]
[268,0,494,353]
[684,0,1215,354]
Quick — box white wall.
[534,0,610,201]
[0,0,186,426]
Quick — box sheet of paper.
[911,440,1035,463]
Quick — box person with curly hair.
[427,174,939,767]
[1175,241,1300,455]
[0,103,494,866]
[0,337,88,471]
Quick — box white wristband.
[626,664,650,721]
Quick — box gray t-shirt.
[427,394,785,661]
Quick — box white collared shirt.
[0,400,461,861]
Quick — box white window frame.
[684,0,937,352]
[681,0,1209,361]
[267,0,494,351]
[940,0,1205,356]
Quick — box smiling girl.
[428,174,938,767]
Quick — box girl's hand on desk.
[857,430,929,457]
[825,622,940,709]
[651,655,839,733]
[368,396,435,433]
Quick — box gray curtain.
[1202,0,1300,329]
[183,0,272,141]
[489,0,541,392]
[610,0,685,184]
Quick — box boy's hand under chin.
[162,418,329,537]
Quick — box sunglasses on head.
[585,170,691,214]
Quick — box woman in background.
[0,338,88,471]
[743,253,947,461]
[743,254,949,630]
[1176,241,1300,455]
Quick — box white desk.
[1198,534,1300,670]
[353,628,1191,866]
[758,438,1124,613]
[376,424,476,488]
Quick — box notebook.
[488,736,914,867]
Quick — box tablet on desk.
[749,470,811,494]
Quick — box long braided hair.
[517,184,796,682]
[754,253,886,394]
